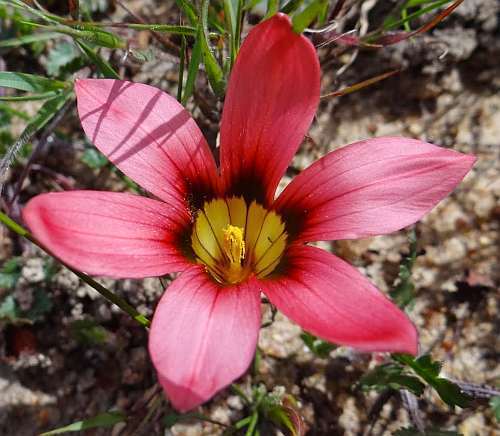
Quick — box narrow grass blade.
[76,40,120,79]
[0,72,67,93]
[40,411,125,435]
[0,32,61,48]
[0,90,72,184]
[200,0,225,96]
[181,32,202,105]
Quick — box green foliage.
[81,147,108,169]
[230,384,303,436]
[175,0,199,25]
[0,105,27,155]
[281,0,305,15]
[200,0,226,96]
[0,72,67,93]
[0,32,61,48]
[383,0,454,32]
[393,354,470,408]
[390,229,418,308]
[292,0,328,33]
[360,363,425,396]
[265,0,280,19]
[26,289,53,321]
[70,319,109,345]
[76,40,119,79]
[181,30,202,105]
[40,411,125,435]
[0,295,20,321]
[0,257,23,289]
[45,41,80,76]
[300,331,336,358]
[0,89,72,181]
[490,396,500,422]
[0,289,52,324]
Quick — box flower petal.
[76,79,219,210]
[263,245,418,354]
[275,137,476,241]
[149,267,261,411]
[23,191,190,277]
[219,13,320,206]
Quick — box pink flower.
[23,14,475,411]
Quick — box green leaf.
[118,23,197,35]
[292,0,328,33]
[490,396,500,422]
[76,40,119,79]
[40,411,125,435]
[244,0,262,11]
[393,354,470,408]
[0,90,72,181]
[181,29,202,105]
[433,378,470,408]
[164,412,182,428]
[224,0,242,65]
[71,319,108,345]
[382,0,452,32]
[390,230,418,308]
[0,72,67,93]
[175,0,199,25]
[0,258,22,289]
[199,0,226,96]
[0,295,20,321]
[281,0,305,14]
[265,0,280,19]
[300,331,336,358]
[0,32,61,48]
[265,403,296,436]
[21,22,126,49]
[414,354,442,378]
[45,41,80,76]
[81,148,108,169]
[360,363,425,396]
[0,91,60,102]
[24,289,53,321]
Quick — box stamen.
[222,225,245,264]
[191,197,287,284]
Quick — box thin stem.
[0,211,150,328]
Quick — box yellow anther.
[191,197,287,284]
[222,225,245,264]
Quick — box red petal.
[149,267,261,411]
[275,137,475,241]
[263,245,418,354]
[75,79,219,210]
[220,13,320,205]
[23,191,190,277]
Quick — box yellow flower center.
[191,197,288,284]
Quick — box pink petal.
[219,13,320,206]
[263,245,418,354]
[23,191,190,278]
[75,79,219,210]
[149,267,261,411]
[275,137,476,241]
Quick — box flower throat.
[191,197,288,284]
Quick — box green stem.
[244,411,259,436]
[0,211,150,328]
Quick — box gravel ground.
[0,1,499,435]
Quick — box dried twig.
[401,390,425,432]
